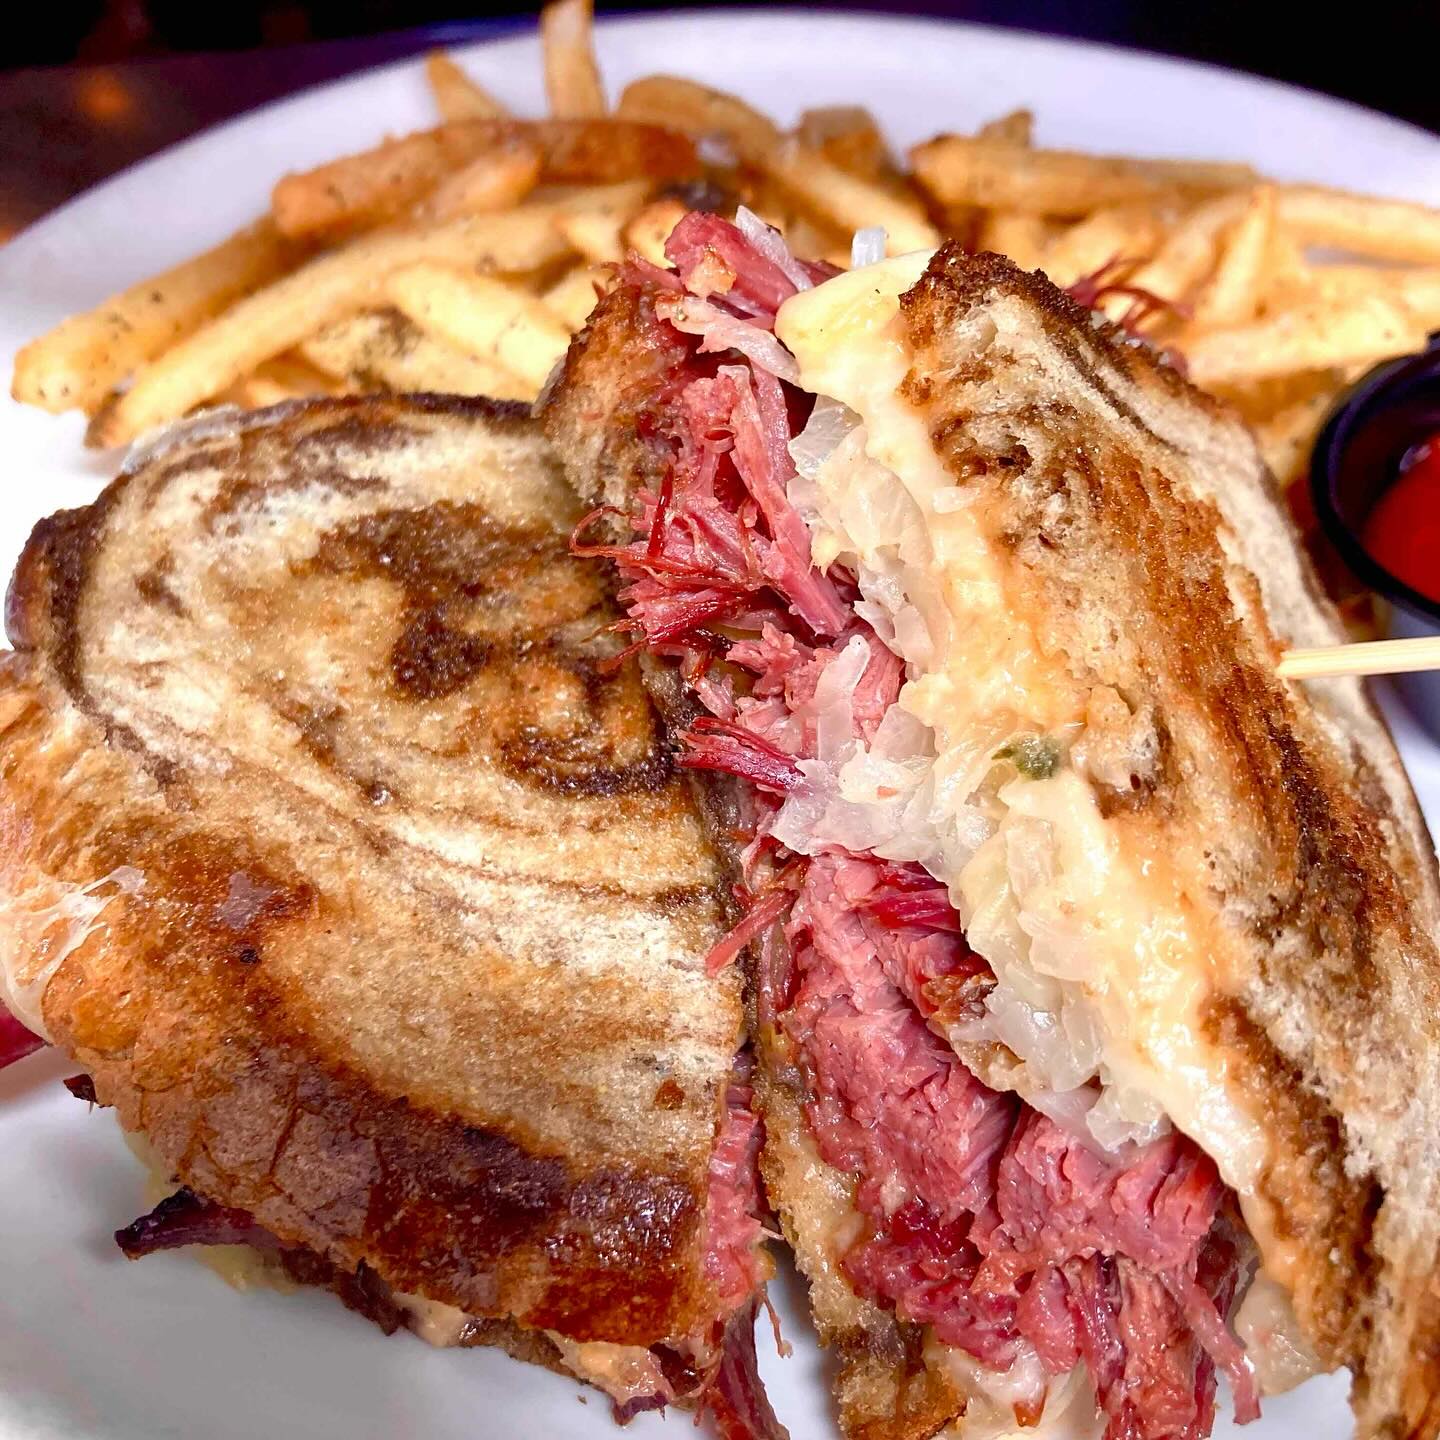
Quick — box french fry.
[425,51,509,121]
[255,353,344,396]
[531,119,697,185]
[976,108,1034,146]
[1039,205,1164,288]
[1253,383,1345,485]
[1207,368,1342,425]
[299,309,532,401]
[272,119,693,239]
[1184,295,1428,387]
[1369,267,1440,327]
[1192,185,1276,328]
[941,113,1035,244]
[423,136,544,221]
[541,0,606,118]
[788,216,850,267]
[219,373,297,410]
[798,106,891,181]
[911,135,1255,216]
[1126,191,1249,316]
[1275,185,1440,265]
[763,141,939,256]
[272,121,512,239]
[1261,226,1310,301]
[1269,263,1440,328]
[542,266,607,332]
[12,219,306,415]
[622,198,689,267]
[555,209,625,264]
[89,197,600,446]
[549,179,649,264]
[617,75,781,165]
[387,264,572,394]
[218,353,345,409]
[975,212,1053,271]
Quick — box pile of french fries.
[12,0,1440,591]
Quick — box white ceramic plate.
[1,13,1437,1440]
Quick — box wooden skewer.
[1279,636,1440,680]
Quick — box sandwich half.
[543,213,1440,1440]
[0,394,783,1434]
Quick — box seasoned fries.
[529,119,697,185]
[13,0,1440,627]
[1192,186,1276,328]
[542,266,605,332]
[423,137,544,221]
[272,121,513,239]
[12,219,306,414]
[89,200,586,446]
[1039,205,1164,289]
[623,199,690,267]
[1275,186,1440,265]
[542,0,606,118]
[1253,383,1347,487]
[977,212,1053,272]
[273,119,694,239]
[387,265,571,395]
[911,135,1256,217]
[976,108,1034,147]
[1185,296,1427,387]
[617,75,780,164]
[798,107,891,181]
[550,178,650,264]
[1274,265,1440,328]
[1124,191,1249,323]
[300,310,532,401]
[425,51,508,122]
[763,141,939,256]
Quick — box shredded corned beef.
[791,854,1257,1437]
[116,1187,409,1334]
[579,209,1261,1440]
[1067,258,1191,374]
[705,1301,789,1440]
[115,1186,279,1258]
[705,1078,771,1313]
[0,1009,43,1070]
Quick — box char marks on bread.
[894,249,1440,1436]
[0,395,747,1347]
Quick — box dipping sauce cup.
[1311,334,1440,736]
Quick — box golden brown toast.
[890,249,1440,1438]
[544,245,1440,1439]
[0,395,745,1353]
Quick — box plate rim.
[0,20,1432,1438]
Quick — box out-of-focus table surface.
[0,23,517,241]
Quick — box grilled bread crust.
[0,394,742,1348]
[898,248,1440,1439]
[545,252,1440,1439]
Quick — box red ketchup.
[1361,435,1440,604]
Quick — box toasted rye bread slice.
[0,394,743,1350]
[892,249,1440,1438]
[544,249,1440,1438]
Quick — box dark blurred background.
[2,0,1437,240]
